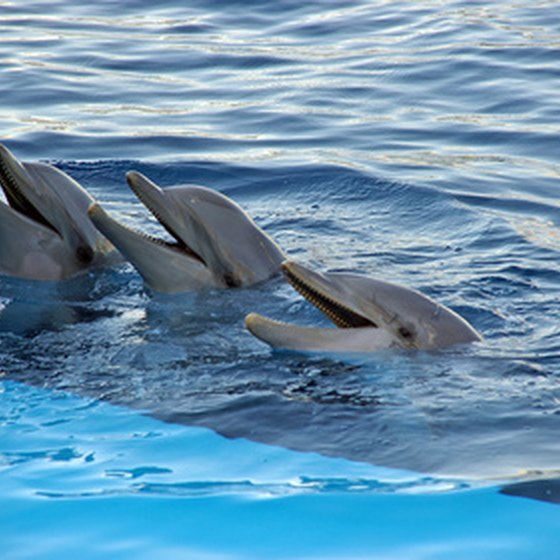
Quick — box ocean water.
[1,0,560,558]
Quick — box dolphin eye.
[398,326,413,340]
[76,246,94,264]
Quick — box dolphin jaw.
[282,261,376,329]
[0,145,61,236]
[125,171,206,266]
[244,261,388,352]
[244,312,399,353]
[88,203,205,263]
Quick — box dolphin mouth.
[281,261,376,328]
[245,260,382,352]
[125,172,206,266]
[244,261,390,352]
[90,204,206,265]
[0,145,60,235]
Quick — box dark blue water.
[1,1,560,558]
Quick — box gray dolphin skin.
[246,261,482,352]
[0,144,120,281]
[88,171,285,293]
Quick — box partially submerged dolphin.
[0,144,120,281]
[88,171,285,293]
[246,261,482,352]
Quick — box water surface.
[1,0,560,557]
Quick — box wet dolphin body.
[88,171,285,293]
[0,144,120,281]
[246,261,482,352]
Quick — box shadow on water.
[501,476,560,505]
[0,273,119,337]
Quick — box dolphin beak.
[126,171,188,242]
[245,312,395,353]
[126,171,169,228]
[281,261,377,328]
[0,143,58,233]
[88,202,214,292]
[244,260,391,352]
[125,171,206,263]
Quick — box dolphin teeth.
[0,155,59,235]
[127,177,206,266]
[92,208,194,256]
[283,267,375,329]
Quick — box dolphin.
[88,171,285,293]
[0,144,120,281]
[245,261,482,352]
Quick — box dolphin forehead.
[126,171,238,257]
[284,260,434,315]
[328,272,483,347]
[126,171,230,228]
[21,162,102,264]
[23,162,94,210]
[0,145,91,215]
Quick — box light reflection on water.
[0,1,558,174]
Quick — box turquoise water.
[1,381,559,560]
[2,1,560,557]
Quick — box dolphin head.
[0,144,117,280]
[88,171,285,293]
[245,261,482,353]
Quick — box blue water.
[1,0,560,558]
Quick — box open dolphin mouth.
[282,263,375,329]
[89,202,206,265]
[90,170,285,293]
[124,171,206,266]
[245,261,400,353]
[91,172,208,267]
[87,172,224,292]
[0,145,60,235]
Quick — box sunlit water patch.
[2,380,560,560]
